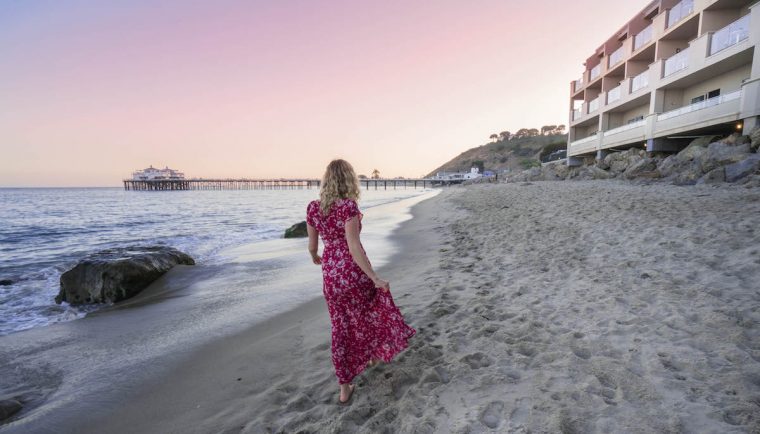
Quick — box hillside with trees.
[427,125,568,177]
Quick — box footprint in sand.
[461,352,494,369]
[480,401,505,429]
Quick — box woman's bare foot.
[339,383,355,404]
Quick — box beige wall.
[681,63,752,105]
[622,103,650,122]
[606,103,650,129]
[700,9,741,34]
[663,88,684,112]
[576,124,598,138]
[657,40,689,60]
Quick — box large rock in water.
[284,221,308,238]
[55,246,195,305]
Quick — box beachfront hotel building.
[567,0,760,164]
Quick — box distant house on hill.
[132,165,185,181]
[434,167,483,181]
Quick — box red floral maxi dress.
[306,198,416,384]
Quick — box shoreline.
[4,181,760,432]
[0,189,441,433]
[77,188,450,434]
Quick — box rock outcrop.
[0,279,13,286]
[502,132,760,187]
[55,246,195,305]
[0,399,22,421]
[284,221,308,238]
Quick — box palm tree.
[489,134,499,142]
[371,169,380,179]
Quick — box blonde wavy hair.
[320,159,360,215]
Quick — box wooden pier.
[123,178,458,191]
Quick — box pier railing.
[123,178,458,191]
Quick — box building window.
[707,89,720,99]
[691,95,705,104]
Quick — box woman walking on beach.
[306,159,416,404]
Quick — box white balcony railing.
[710,15,750,56]
[667,0,694,29]
[631,70,649,92]
[569,135,598,154]
[572,109,582,121]
[605,119,645,136]
[590,64,601,81]
[634,24,653,50]
[588,97,600,114]
[574,78,584,92]
[658,89,742,121]
[607,85,622,104]
[664,48,689,77]
[608,46,625,68]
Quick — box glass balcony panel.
[608,47,624,68]
[574,78,584,92]
[588,97,600,113]
[663,48,689,77]
[657,89,741,120]
[667,0,694,28]
[572,109,582,121]
[709,15,750,56]
[631,71,649,92]
[634,24,653,50]
[607,85,622,104]
[590,65,601,81]
[605,119,645,136]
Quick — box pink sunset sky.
[1,0,646,187]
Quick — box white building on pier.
[131,166,185,181]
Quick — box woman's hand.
[372,276,390,292]
[311,253,322,265]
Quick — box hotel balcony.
[633,24,654,51]
[655,89,743,136]
[666,0,694,29]
[568,134,599,156]
[709,15,750,57]
[588,97,600,114]
[589,64,602,82]
[601,120,647,150]
[608,46,625,69]
[606,84,623,105]
[572,77,584,95]
[630,70,649,93]
[663,48,689,77]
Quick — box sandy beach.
[4,181,760,433]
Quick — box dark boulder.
[750,127,760,153]
[725,154,760,183]
[0,399,22,421]
[284,221,308,238]
[55,246,195,305]
[0,279,13,286]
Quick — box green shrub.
[520,159,540,169]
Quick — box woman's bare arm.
[307,223,321,265]
[345,216,389,291]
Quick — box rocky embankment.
[504,128,760,187]
[55,246,195,305]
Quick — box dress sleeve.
[306,201,318,228]
[340,199,361,223]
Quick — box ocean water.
[0,187,433,336]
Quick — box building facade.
[567,0,760,163]
[131,165,185,181]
